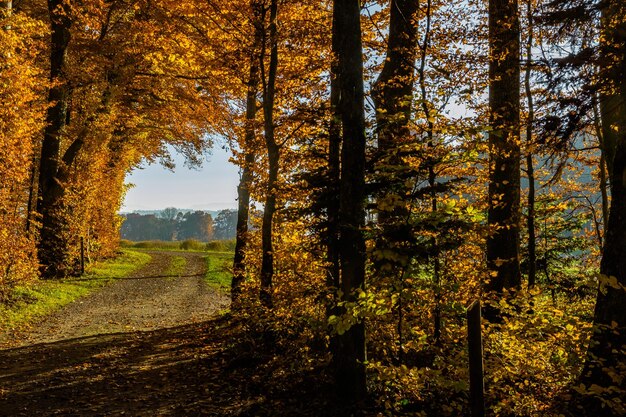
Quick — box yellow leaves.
[598,274,626,294]
[377,194,403,212]
[373,249,409,266]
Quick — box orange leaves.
[0,10,48,290]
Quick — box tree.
[36,0,73,277]
[486,0,522,297]
[578,0,626,413]
[214,209,238,240]
[233,0,262,304]
[524,0,538,289]
[0,0,46,294]
[372,0,419,224]
[333,0,367,406]
[259,0,279,308]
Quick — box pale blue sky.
[121,146,240,212]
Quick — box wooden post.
[467,300,485,417]
[80,237,85,275]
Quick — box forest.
[120,208,238,241]
[0,0,625,416]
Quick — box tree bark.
[259,0,279,308]
[37,0,72,278]
[372,0,419,151]
[371,1,420,350]
[486,0,521,297]
[371,0,419,227]
[524,0,536,289]
[327,14,341,297]
[579,2,626,413]
[592,94,609,239]
[333,0,367,406]
[232,1,262,304]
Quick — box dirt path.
[0,251,333,416]
[0,251,248,416]
[2,251,229,347]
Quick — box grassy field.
[121,239,236,252]
[0,250,151,335]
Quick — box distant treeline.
[120,209,238,242]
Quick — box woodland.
[0,0,625,416]
[120,208,238,241]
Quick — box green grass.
[165,256,187,279]
[120,240,182,250]
[203,252,233,291]
[0,250,151,335]
[120,239,236,253]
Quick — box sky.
[121,145,240,212]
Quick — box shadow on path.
[0,316,330,416]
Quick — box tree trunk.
[486,0,521,298]
[37,0,72,278]
[25,155,38,233]
[327,17,341,297]
[372,0,419,151]
[371,1,419,351]
[259,0,279,308]
[232,2,262,304]
[371,0,419,226]
[579,2,626,414]
[592,94,610,239]
[524,0,536,289]
[333,0,367,406]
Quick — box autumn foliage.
[0,0,625,415]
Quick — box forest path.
[1,250,230,348]
[0,250,264,417]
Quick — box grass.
[165,256,187,279]
[0,250,151,336]
[120,240,182,250]
[121,239,236,253]
[203,252,233,291]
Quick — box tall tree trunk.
[333,0,367,406]
[372,0,419,151]
[327,20,341,298]
[592,94,609,238]
[486,0,521,298]
[25,155,38,233]
[371,0,419,353]
[259,0,279,308]
[232,2,262,304]
[524,0,536,289]
[37,0,72,278]
[579,1,626,413]
[371,0,419,226]
[414,0,441,344]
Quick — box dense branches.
[0,0,623,415]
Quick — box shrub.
[179,239,205,251]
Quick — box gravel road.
[2,250,229,347]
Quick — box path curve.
[0,251,329,417]
[3,250,230,347]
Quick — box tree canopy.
[0,0,624,415]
